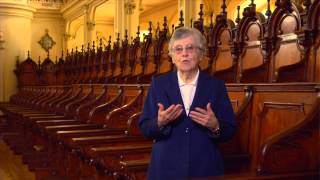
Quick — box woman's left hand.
[189,102,219,130]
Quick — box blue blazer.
[139,71,237,180]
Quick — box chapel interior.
[0,0,319,179]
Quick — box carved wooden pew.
[55,85,149,178]
[23,85,145,179]
[268,2,306,82]
[85,84,253,180]
[113,83,319,180]
[236,5,268,83]
[211,11,237,83]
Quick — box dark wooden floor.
[0,138,35,180]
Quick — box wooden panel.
[215,29,233,71]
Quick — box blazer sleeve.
[138,78,172,139]
[208,81,237,142]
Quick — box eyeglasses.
[172,44,201,55]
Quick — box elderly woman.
[139,27,237,180]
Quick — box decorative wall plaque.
[38,29,56,52]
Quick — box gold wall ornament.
[38,29,56,52]
[125,0,136,15]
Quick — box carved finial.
[76,46,78,53]
[275,0,280,7]
[236,6,240,25]
[99,38,103,49]
[266,0,271,20]
[81,45,84,53]
[163,16,168,31]
[251,0,254,6]
[131,36,133,43]
[108,36,112,46]
[92,41,95,51]
[71,48,74,55]
[156,22,160,38]
[87,43,90,52]
[27,51,30,58]
[38,56,41,67]
[136,26,140,38]
[47,51,50,58]
[190,18,193,28]
[61,50,64,58]
[210,12,213,28]
[178,10,184,27]
[116,33,120,44]
[124,29,128,42]
[55,56,58,64]
[66,49,69,56]
[198,4,204,23]
[221,0,227,15]
[171,24,175,34]
[148,21,152,36]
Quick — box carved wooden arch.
[267,0,306,82]
[39,56,56,85]
[154,24,173,75]
[99,37,112,83]
[307,0,320,31]
[88,43,97,83]
[238,12,264,43]
[15,54,39,87]
[73,48,84,83]
[128,35,141,80]
[211,12,236,83]
[268,1,302,37]
[56,55,65,85]
[109,37,121,81]
[237,8,267,83]
[120,36,130,78]
[140,31,156,78]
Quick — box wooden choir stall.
[0,0,319,179]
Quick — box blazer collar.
[168,70,209,114]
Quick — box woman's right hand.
[157,103,183,128]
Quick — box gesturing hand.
[189,103,219,130]
[157,103,183,128]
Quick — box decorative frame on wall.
[38,29,56,52]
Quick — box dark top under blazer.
[139,71,237,180]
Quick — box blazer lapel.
[167,71,184,106]
[190,71,210,110]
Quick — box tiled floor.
[0,139,35,180]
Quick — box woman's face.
[171,35,202,73]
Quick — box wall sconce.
[0,30,5,49]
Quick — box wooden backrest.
[39,56,56,85]
[237,9,266,83]
[211,13,236,83]
[269,2,304,82]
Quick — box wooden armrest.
[44,124,102,132]
[70,134,128,146]
[55,128,120,139]
[90,143,152,154]
[88,88,123,121]
[29,115,65,119]
[36,120,78,127]
[119,159,149,168]
[23,113,57,117]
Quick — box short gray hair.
[168,27,206,57]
